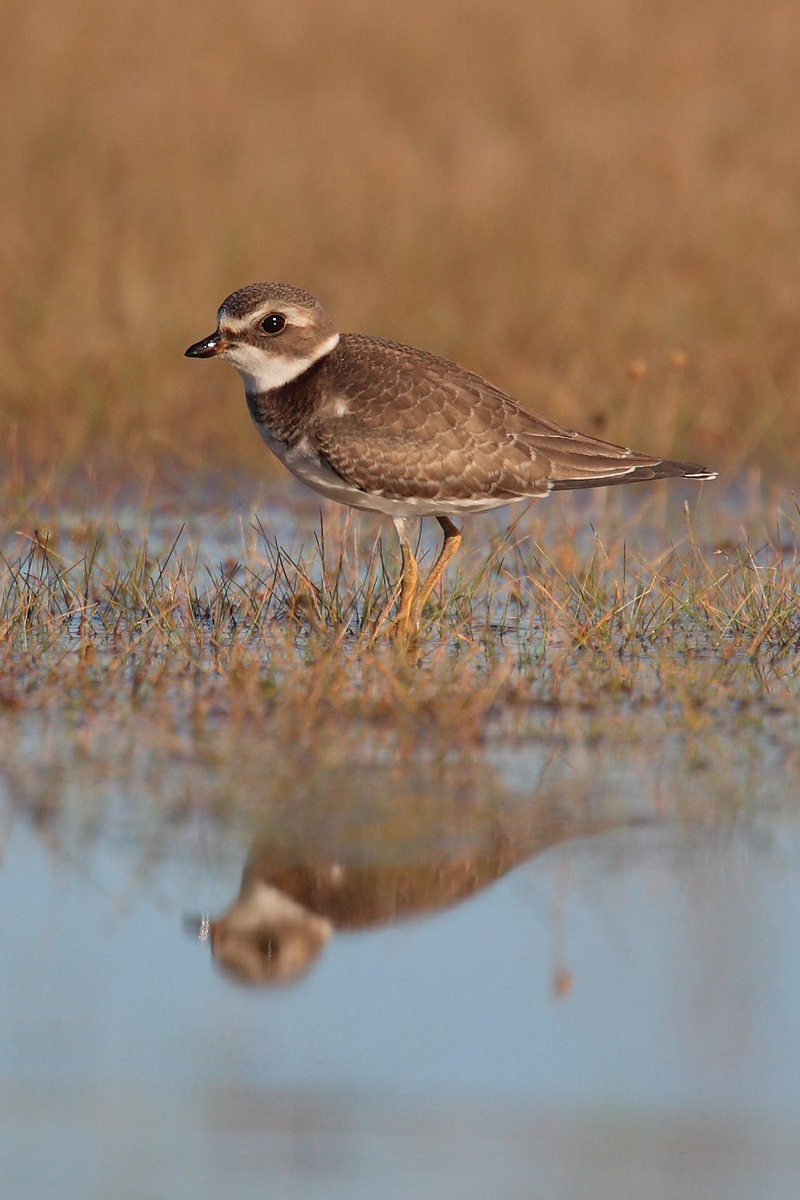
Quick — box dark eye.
[260,313,286,335]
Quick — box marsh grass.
[0,483,797,857]
[2,495,798,727]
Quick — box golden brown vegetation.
[2,495,798,834]
[1,496,796,724]
[2,0,800,487]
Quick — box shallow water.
[3,736,800,1199]
[2,483,800,1197]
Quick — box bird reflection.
[191,879,334,986]
[189,793,636,988]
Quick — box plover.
[186,283,715,635]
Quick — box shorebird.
[186,283,715,636]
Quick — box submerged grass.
[0,488,797,855]
[2,495,798,728]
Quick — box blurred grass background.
[1,0,798,490]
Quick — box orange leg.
[409,516,462,626]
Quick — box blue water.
[2,800,800,1199]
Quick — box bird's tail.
[549,459,716,491]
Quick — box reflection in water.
[195,795,648,987]
[193,880,334,985]
[4,737,800,1200]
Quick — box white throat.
[222,332,339,397]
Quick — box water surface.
[2,485,800,1198]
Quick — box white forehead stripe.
[219,303,320,334]
[222,331,339,395]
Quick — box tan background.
[2,0,798,483]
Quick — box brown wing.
[308,334,714,501]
